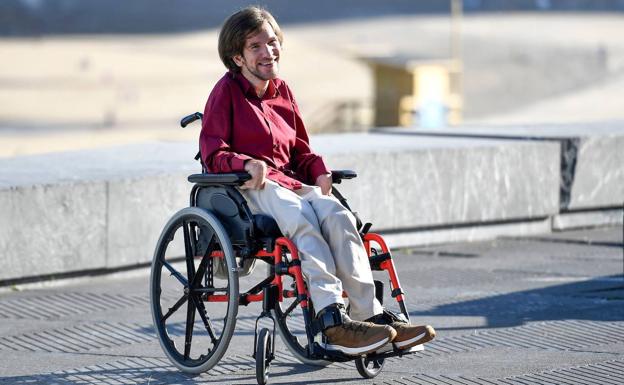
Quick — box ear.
[232,54,244,68]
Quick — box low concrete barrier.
[0,143,196,282]
[375,123,624,230]
[377,123,624,212]
[0,125,617,283]
[313,134,560,229]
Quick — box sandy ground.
[1,12,623,158]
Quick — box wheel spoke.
[161,294,189,322]
[191,234,216,289]
[193,287,229,294]
[191,295,218,345]
[281,297,301,319]
[161,260,188,286]
[189,221,199,255]
[184,294,196,359]
[182,220,196,282]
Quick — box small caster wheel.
[256,328,273,385]
[355,355,385,379]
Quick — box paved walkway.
[0,226,622,384]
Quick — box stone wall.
[313,134,560,230]
[376,123,624,211]
[0,125,621,283]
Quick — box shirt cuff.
[231,154,254,172]
[308,156,330,184]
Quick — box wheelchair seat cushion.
[253,214,282,238]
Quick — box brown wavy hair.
[218,6,283,72]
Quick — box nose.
[262,44,277,58]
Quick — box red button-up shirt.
[199,71,329,190]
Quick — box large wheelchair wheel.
[150,207,239,374]
[271,278,330,366]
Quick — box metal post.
[451,0,462,62]
[450,0,464,125]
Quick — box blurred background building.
[1,0,623,156]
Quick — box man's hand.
[315,173,332,196]
[243,159,267,190]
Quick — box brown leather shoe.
[323,318,397,356]
[390,322,435,350]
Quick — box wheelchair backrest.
[194,185,253,245]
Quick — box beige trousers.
[240,180,383,321]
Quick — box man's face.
[233,21,281,83]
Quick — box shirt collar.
[231,70,280,100]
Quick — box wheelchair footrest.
[310,342,354,363]
[311,341,424,362]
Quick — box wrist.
[316,172,331,180]
[244,159,261,169]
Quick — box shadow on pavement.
[0,371,249,384]
[0,360,345,385]
[413,274,624,330]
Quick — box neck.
[240,68,270,98]
[254,81,269,98]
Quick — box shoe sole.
[376,341,425,353]
[394,330,435,350]
[321,336,391,356]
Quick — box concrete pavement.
[0,225,622,384]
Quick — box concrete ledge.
[0,130,575,282]
[382,218,552,249]
[0,181,107,281]
[106,174,191,268]
[0,142,197,281]
[552,208,624,230]
[376,122,624,211]
[313,133,560,231]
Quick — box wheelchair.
[150,112,420,385]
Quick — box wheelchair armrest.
[188,173,251,186]
[331,169,357,184]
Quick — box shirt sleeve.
[199,81,252,173]
[288,85,330,184]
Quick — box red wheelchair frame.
[150,113,419,385]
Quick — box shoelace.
[343,321,374,336]
[391,322,408,330]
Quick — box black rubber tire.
[355,356,385,379]
[270,279,330,367]
[150,207,239,374]
[255,328,271,385]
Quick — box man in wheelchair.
[198,6,435,356]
